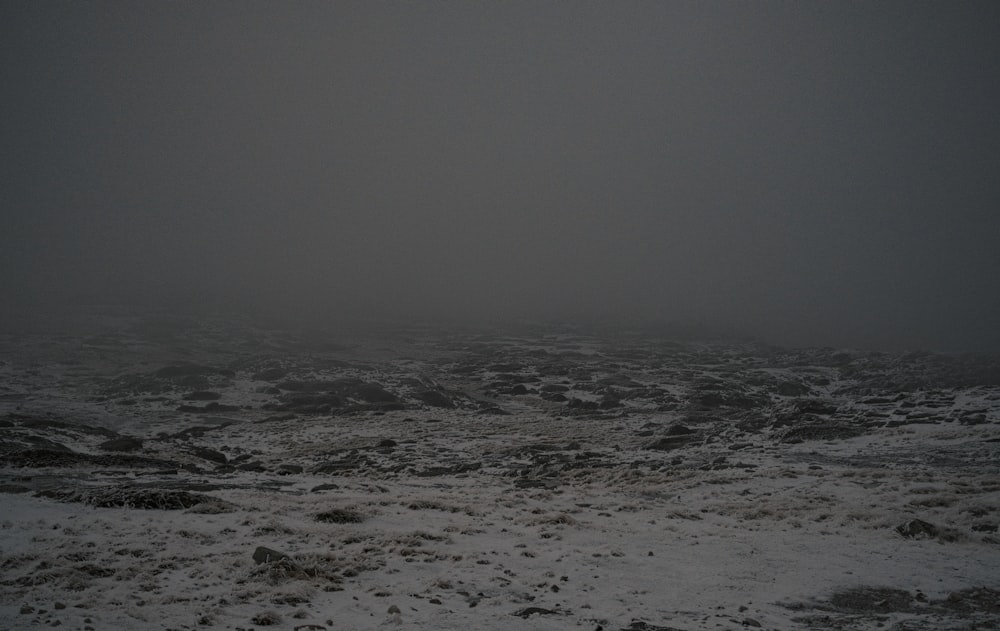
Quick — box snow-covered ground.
[2,310,998,630]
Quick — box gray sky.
[2,2,999,351]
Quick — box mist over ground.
[3,2,999,352]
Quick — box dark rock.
[540,384,569,393]
[599,394,621,409]
[778,423,863,443]
[780,399,839,418]
[352,383,399,404]
[1,448,177,470]
[828,587,915,612]
[512,607,559,618]
[98,437,144,452]
[177,402,239,413]
[413,462,481,477]
[75,563,115,578]
[896,518,938,539]
[277,379,345,392]
[313,453,372,475]
[188,447,228,464]
[776,381,811,397]
[13,416,117,437]
[645,435,695,451]
[276,464,303,475]
[314,508,365,524]
[621,621,685,631]
[156,364,234,379]
[254,367,287,381]
[514,478,559,489]
[253,546,293,565]
[567,398,599,411]
[251,611,282,625]
[3,435,72,453]
[170,423,234,440]
[310,483,340,492]
[598,374,641,388]
[413,389,454,408]
[38,485,233,511]
[183,391,221,401]
[266,392,344,414]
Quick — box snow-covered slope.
[2,311,998,630]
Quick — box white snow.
[1,313,998,630]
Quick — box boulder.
[896,518,938,539]
[276,463,303,475]
[253,546,293,565]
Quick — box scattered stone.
[253,546,293,565]
[827,587,915,612]
[896,518,938,539]
[251,611,282,625]
[621,621,685,631]
[38,485,234,511]
[314,508,365,524]
[512,607,559,618]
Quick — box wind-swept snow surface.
[2,312,999,630]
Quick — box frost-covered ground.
[2,310,999,630]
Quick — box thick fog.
[2,3,999,351]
